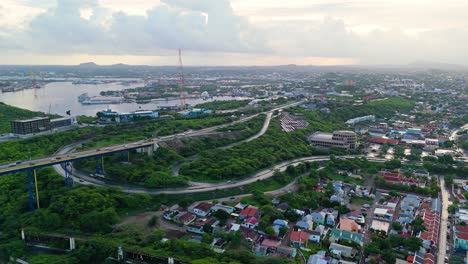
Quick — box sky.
[0,0,468,66]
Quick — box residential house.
[309,231,321,243]
[240,206,259,220]
[276,246,297,258]
[455,225,468,250]
[186,222,205,234]
[338,218,360,233]
[307,251,329,264]
[173,212,196,225]
[255,238,281,256]
[242,217,259,229]
[211,204,234,214]
[326,214,335,226]
[290,231,309,247]
[330,195,344,205]
[193,202,213,217]
[329,243,356,258]
[273,219,289,235]
[330,229,363,246]
[310,212,326,225]
[315,225,326,236]
[296,220,313,231]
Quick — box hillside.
[0,103,57,134]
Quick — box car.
[15,161,22,164]
[96,148,101,151]
[56,157,62,160]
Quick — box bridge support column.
[121,151,130,163]
[117,246,124,261]
[27,169,40,211]
[69,237,76,251]
[95,157,104,176]
[64,162,73,188]
[168,257,174,264]
[21,229,25,240]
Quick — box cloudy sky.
[1,0,468,66]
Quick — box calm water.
[0,82,249,116]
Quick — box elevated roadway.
[0,100,303,176]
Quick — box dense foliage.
[195,100,251,110]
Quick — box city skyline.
[1,0,468,66]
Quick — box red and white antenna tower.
[177,48,186,109]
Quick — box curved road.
[54,154,361,194]
[171,111,274,176]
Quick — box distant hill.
[78,62,98,67]
[0,103,57,134]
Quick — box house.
[273,219,289,227]
[296,220,313,231]
[173,212,196,225]
[242,217,259,229]
[193,202,213,217]
[330,195,344,205]
[239,206,259,220]
[315,225,326,236]
[455,225,468,250]
[310,212,326,224]
[211,204,234,214]
[326,214,335,226]
[371,220,390,234]
[307,251,329,264]
[329,243,355,258]
[187,218,219,234]
[276,246,297,258]
[309,231,321,243]
[255,238,281,256]
[338,218,360,233]
[290,231,309,247]
[330,229,363,245]
[234,203,248,212]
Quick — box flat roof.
[309,131,333,140]
[13,117,49,123]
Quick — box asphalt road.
[438,176,450,264]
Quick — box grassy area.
[350,196,373,206]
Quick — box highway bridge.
[0,100,304,210]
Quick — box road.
[55,154,361,194]
[0,100,304,175]
[171,111,273,176]
[438,176,450,264]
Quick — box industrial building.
[97,109,159,123]
[308,130,357,150]
[11,116,74,135]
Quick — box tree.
[404,237,422,251]
[411,216,426,235]
[392,222,402,231]
[148,215,158,227]
[212,210,230,226]
[279,227,288,238]
[265,227,276,236]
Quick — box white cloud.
[1,0,468,65]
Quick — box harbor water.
[0,82,249,116]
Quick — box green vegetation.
[0,102,58,134]
[195,100,250,110]
[74,148,188,188]
[0,114,236,164]
[180,120,323,181]
[73,115,265,187]
[365,235,422,264]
